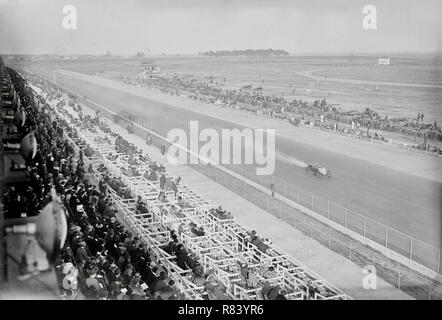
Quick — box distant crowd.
[142,74,442,154]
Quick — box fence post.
[311,193,314,211]
[409,238,413,261]
[363,217,366,237]
[328,227,331,249]
[327,200,330,219]
[344,208,347,228]
[429,283,434,300]
[296,188,299,203]
[284,181,286,197]
[349,241,352,261]
[437,250,441,274]
[385,227,388,248]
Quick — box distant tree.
[199,49,289,57]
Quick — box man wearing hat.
[76,241,89,265]
[85,269,104,298]
[106,263,121,284]
[129,272,142,290]
[109,276,123,299]
[133,248,150,272]
[94,222,105,238]
[144,265,159,287]
[150,271,168,293]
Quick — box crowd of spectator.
[141,74,442,153]
[55,110,191,300]
[58,103,247,300]
[24,74,246,299]
[2,67,188,299]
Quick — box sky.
[0,0,441,55]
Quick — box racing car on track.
[305,163,331,178]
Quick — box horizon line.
[2,51,442,57]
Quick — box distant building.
[378,57,391,65]
[138,59,161,80]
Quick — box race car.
[305,163,331,178]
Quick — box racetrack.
[30,66,442,250]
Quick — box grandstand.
[0,57,349,300]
